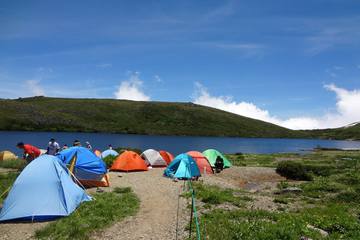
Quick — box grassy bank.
[186,150,360,239]
[35,187,140,240]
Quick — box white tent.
[141,149,167,167]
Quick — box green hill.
[0,96,358,140]
[302,123,360,141]
[0,96,305,138]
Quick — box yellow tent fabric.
[0,151,17,161]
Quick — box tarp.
[110,151,148,172]
[159,150,174,165]
[0,151,17,161]
[56,147,109,187]
[187,151,213,175]
[202,149,232,168]
[101,149,119,159]
[164,153,200,179]
[0,155,91,222]
[141,149,167,167]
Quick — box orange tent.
[159,150,174,165]
[110,151,148,172]
[187,151,213,175]
[94,149,101,157]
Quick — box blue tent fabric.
[0,155,91,222]
[164,153,201,179]
[56,147,107,181]
[101,149,119,159]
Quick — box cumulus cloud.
[114,72,150,101]
[26,79,45,96]
[193,82,360,130]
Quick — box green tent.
[202,149,232,168]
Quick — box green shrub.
[102,155,117,168]
[276,161,313,181]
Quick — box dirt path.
[92,169,188,240]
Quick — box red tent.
[159,150,174,165]
[187,151,213,175]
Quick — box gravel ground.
[92,169,189,240]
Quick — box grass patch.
[195,209,322,240]
[0,158,26,170]
[35,188,140,240]
[190,182,250,207]
[194,204,360,240]
[0,172,18,202]
[113,187,132,194]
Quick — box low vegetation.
[188,150,360,239]
[189,182,251,207]
[35,188,140,240]
[0,172,18,202]
[0,158,26,170]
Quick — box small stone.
[307,224,329,237]
[280,187,303,194]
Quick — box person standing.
[85,141,92,150]
[16,142,41,163]
[46,138,60,155]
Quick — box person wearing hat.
[46,138,60,155]
[85,141,92,150]
[73,140,81,147]
[16,142,41,163]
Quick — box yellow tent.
[0,151,17,161]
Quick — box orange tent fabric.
[159,150,174,165]
[80,173,110,187]
[94,149,101,157]
[187,151,213,175]
[110,151,148,172]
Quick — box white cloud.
[193,82,360,130]
[26,79,45,96]
[154,75,162,83]
[114,72,150,101]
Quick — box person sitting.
[16,142,41,163]
[46,138,60,155]
[214,156,224,173]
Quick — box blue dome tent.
[164,153,201,179]
[0,155,91,222]
[101,149,119,159]
[57,147,109,187]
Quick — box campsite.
[2,1,360,239]
[1,147,360,239]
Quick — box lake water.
[1,131,360,156]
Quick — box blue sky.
[1,0,360,129]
